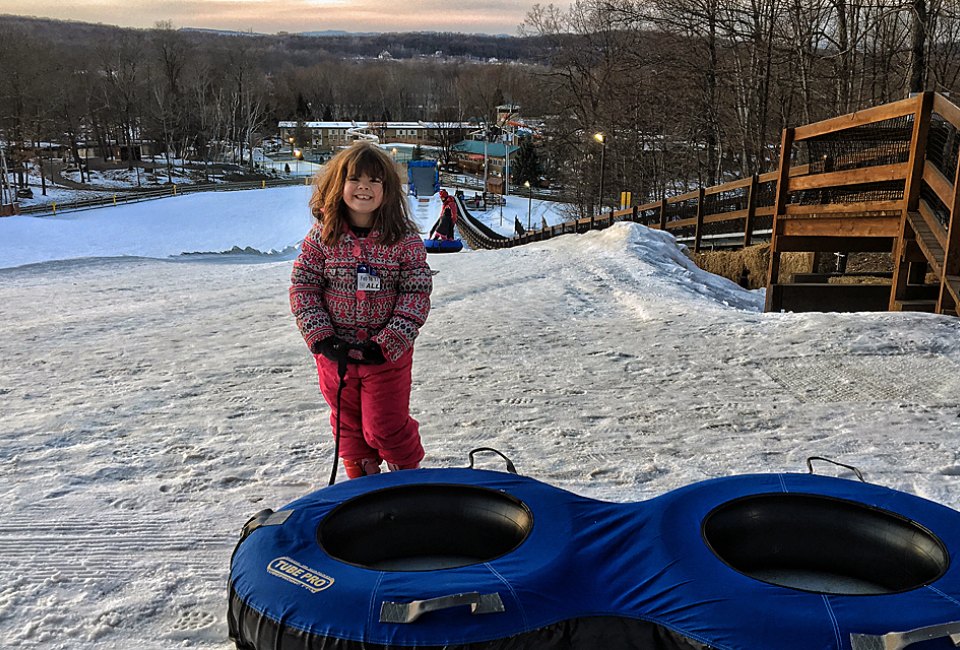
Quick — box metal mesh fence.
[702,185,748,216]
[752,214,774,232]
[926,113,960,182]
[919,182,951,228]
[664,198,698,222]
[638,207,660,227]
[796,115,913,171]
[788,180,904,206]
[754,180,777,208]
[702,217,745,238]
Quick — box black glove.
[313,336,349,362]
[354,341,386,365]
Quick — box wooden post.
[811,155,836,275]
[890,91,934,310]
[764,127,796,312]
[743,173,758,248]
[659,197,667,230]
[939,106,960,314]
[693,188,706,253]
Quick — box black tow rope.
[328,355,349,486]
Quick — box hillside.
[0,14,550,63]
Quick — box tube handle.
[380,592,505,624]
[806,455,865,482]
[851,620,960,649]
[467,447,518,474]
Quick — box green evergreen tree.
[511,137,541,187]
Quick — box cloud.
[0,0,537,34]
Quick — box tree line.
[523,0,960,217]
[2,4,958,216]
[0,16,548,186]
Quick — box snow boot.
[342,458,382,479]
[386,461,421,472]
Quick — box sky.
[2,186,960,647]
[0,0,541,35]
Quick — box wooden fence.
[460,92,959,318]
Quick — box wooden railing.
[462,92,958,317]
[457,170,780,251]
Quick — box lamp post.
[524,180,532,231]
[294,148,302,176]
[594,132,606,216]
[483,130,489,194]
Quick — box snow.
[1,185,960,648]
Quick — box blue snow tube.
[636,472,960,649]
[423,238,463,254]
[228,468,960,650]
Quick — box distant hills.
[0,15,540,61]
[299,30,377,38]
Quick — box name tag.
[357,264,381,291]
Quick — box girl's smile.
[343,173,384,227]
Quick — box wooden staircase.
[760,92,960,318]
[891,211,944,312]
[891,205,959,315]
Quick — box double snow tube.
[228,466,960,650]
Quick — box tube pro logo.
[267,557,334,593]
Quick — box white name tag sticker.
[357,265,381,291]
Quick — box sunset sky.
[0,0,541,35]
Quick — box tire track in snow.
[0,513,235,583]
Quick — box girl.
[290,141,433,479]
[430,189,458,241]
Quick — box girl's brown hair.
[309,141,419,246]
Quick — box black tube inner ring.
[318,484,533,571]
[702,493,949,595]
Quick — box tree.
[511,137,542,186]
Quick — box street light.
[294,148,302,175]
[524,180,532,231]
[288,136,295,155]
[594,132,606,216]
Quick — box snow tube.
[228,468,960,650]
[640,473,960,649]
[423,238,463,254]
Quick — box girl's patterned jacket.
[290,223,433,362]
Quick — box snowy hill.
[1,187,959,647]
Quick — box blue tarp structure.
[230,468,960,650]
[407,160,439,197]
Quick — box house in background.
[278,121,473,156]
[449,140,519,178]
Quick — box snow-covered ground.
[1,186,960,648]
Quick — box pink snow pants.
[314,349,424,467]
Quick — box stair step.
[946,275,960,304]
[906,211,945,270]
[894,299,938,312]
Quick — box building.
[278,121,474,155]
[449,140,520,177]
